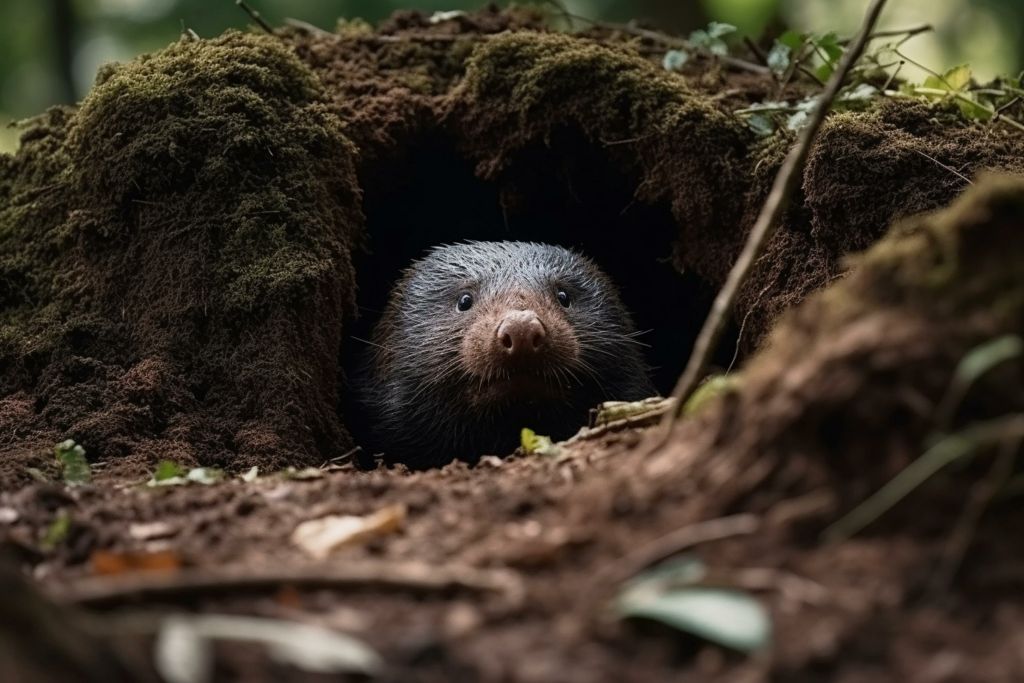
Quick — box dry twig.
[235,0,274,35]
[53,561,526,609]
[647,0,892,454]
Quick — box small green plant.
[520,428,561,457]
[662,21,737,72]
[41,510,71,551]
[55,439,90,486]
[148,460,224,487]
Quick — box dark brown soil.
[2,6,1024,682]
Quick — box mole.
[357,241,655,468]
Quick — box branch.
[235,0,274,35]
[51,561,525,609]
[565,13,770,75]
[648,0,892,451]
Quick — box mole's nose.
[496,310,547,357]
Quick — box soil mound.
[2,7,1023,484]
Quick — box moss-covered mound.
[0,32,362,483]
[2,7,1023,483]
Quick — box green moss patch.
[0,31,362,484]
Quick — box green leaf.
[954,335,1023,387]
[815,62,834,83]
[618,585,771,653]
[41,510,71,551]
[683,375,741,415]
[688,29,710,48]
[662,49,689,72]
[706,22,737,39]
[747,113,776,137]
[815,32,842,63]
[55,440,90,486]
[778,30,804,50]
[147,462,223,487]
[943,64,972,91]
[923,64,972,93]
[153,460,187,482]
[520,428,561,457]
[766,41,791,76]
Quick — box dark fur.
[360,242,655,468]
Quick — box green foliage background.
[2,0,1022,152]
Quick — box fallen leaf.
[129,521,177,541]
[91,549,182,576]
[154,614,382,683]
[291,504,407,560]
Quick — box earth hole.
[343,127,740,459]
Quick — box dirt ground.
[2,6,1024,682]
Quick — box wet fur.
[360,242,655,468]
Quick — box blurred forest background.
[2,0,1022,152]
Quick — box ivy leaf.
[706,22,737,40]
[815,32,843,63]
[778,30,804,50]
[662,49,689,72]
[55,440,90,486]
[747,113,776,137]
[766,41,791,76]
[923,64,972,92]
[147,461,223,487]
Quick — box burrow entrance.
[343,125,740,454]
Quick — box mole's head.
[365,241,654,467]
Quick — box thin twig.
[844,23,933,45]
[235,0,274,35]
[283,17,332,37]
[52,561,525,609]
[993,96,1022,121]
[648,0,892,452]
[589,514,760,595]
[911,148,973,185]
[565,13,770,75]
[928,433,1021,597]
[824,415,1024,541]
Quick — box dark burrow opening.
[343,128,739,458]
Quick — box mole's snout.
[495,310,547,359]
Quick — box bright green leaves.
[662,22,737,72]
[148,460,225,487]
[689,22,737,57]
[766,30,842,81]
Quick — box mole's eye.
[556,289,571,308]
[456,293,474,312]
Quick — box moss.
[451,31,752,281]
[0,31,363,480]
[710,174,1024,502]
